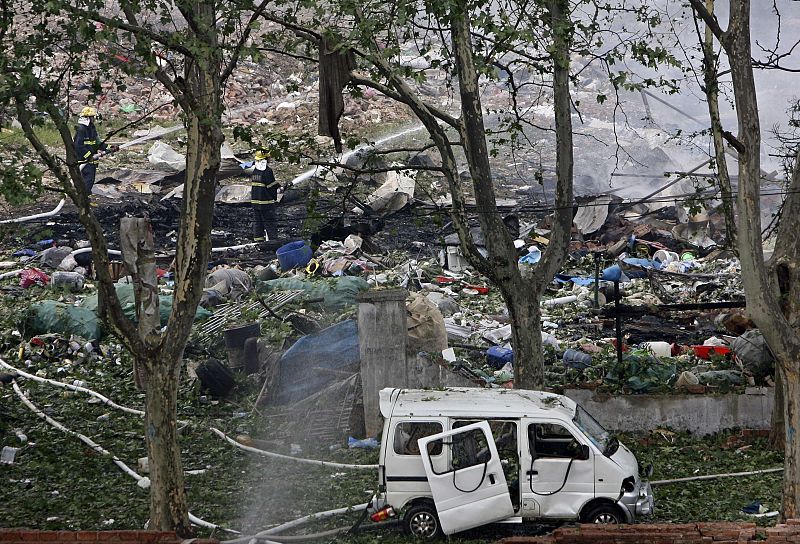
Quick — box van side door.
[418,421,515,535]
[521,421,594,519]
[384,419,446,507]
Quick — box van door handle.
[526,470,538,476]
[489,474,496,484]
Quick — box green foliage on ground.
[0,278,784,537]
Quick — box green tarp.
[81,283,211,326]
[256,276,369,311]
[25,301,103,340]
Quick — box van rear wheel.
[583,503,623,524]
[404,504,443,539]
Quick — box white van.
[369,387,654,538]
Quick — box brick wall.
[502,519,800,544]
[0,530,218,544]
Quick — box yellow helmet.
[254,148,269,160]
[80,106,97,117]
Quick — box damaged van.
[369,387,654,538]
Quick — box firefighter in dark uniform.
[250,149,280,242]
[74,106,116,193]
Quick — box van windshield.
[573,405,610,452]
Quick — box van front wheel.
[583,503,623,524]
[404,504,443,539]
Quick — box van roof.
[379,387,577,420]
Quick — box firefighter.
[74,106,116,193]
[250,149,280,242]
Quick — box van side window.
[427,426,491,474]
[529,423,581,458]
[393,422,443,456]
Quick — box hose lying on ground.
[221,504,381,544]
[10,378,237,534]
[1,360,375,472]
[650,467,783,486]
[0,269,23,280]
[210,428,378,470]
[1,358,145,417]
[0,198,66,224]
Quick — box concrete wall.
[565,387,774,435]
[358,289,409,436]
[357,289,475,436]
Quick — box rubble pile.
[1,183,773,410]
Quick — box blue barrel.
[276,240,313,271]
[486,346,514,369]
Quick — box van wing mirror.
[574,444,590,460]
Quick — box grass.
[628,430,783,525]
[1,123,65,149]
[0,285,787,539]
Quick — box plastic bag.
[20,268,50,288]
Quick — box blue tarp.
[555,258,663,285]
[275,320,360,404]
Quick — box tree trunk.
[161,0,223,363]
[700,0,736,250]
[450,3,544,389]
[772,369,786,449]
[120,218,161,389]
[141,356,191,535]
[694,0,800,519]
[148,1,222,532]
[507,293,545,389]
[780,362,800,519]
[450,4,521,286]
[768,150,800,449]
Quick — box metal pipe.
[614,280,623,365]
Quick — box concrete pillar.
[358,288,408,436]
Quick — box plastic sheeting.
[148,142,185,171]
[257,276,369,311]
[573,195,612,234]
[81,282,210,325]
[25,300,103,340]
[275,320,360,405]
[731,329,775,379]
[205,268,252,300]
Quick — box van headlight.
[621,476,636,493]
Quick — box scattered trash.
[407,293,448,355]
[348,436,379,449]
[675,371,700,390]
[275,320,359,405]
[19,268,50,288]
[519,246,542,265]
[1,446,20,465]
[486,346,513,369]
[731,330,774,379]
[563,349,592,370]
[692,345,732,359]
[51,271,85,292]
[25,301,103,340]
[223,323,260,371]
[642,341,672,358]
[147,141,185,171]
[741,500,768,515]
[40,246,73,269]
